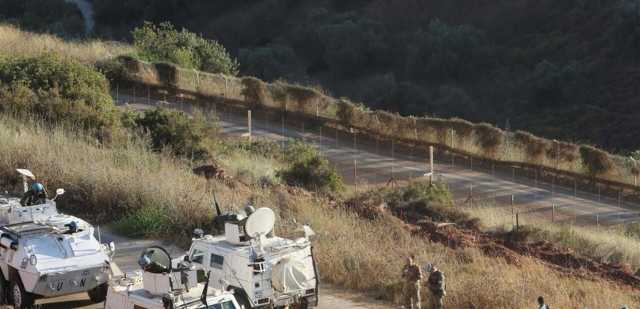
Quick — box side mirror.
[109,241,116,253]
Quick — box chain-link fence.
[114,83,640,229]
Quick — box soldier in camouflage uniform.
[425,264,445,309]
[402,255,423,309]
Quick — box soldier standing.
[425,263,445,309]
[402,255,422,309]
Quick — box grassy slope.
[0,24,131,64]
[0,116,637,308]
[466,205,640,270]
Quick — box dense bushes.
[132,22,239,75]
[133,108,218,159]
[0,53,119,138]
[278,141,344,194]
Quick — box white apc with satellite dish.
[182,195,319,309]
[106,246,241,309]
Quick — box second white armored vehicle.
[182,199,319,309]
[107,246,241,309]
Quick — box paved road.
[118,93,640,227]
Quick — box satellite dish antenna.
[16,169,35,180]
[245,208,275,238]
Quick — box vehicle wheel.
[0,274,7,304]
[10,279,34,309]
[88,283,108,303]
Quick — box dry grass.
[465,205,640,270]
[0,115,637,307]
[0,24,132,64]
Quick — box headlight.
[29,254,37,266]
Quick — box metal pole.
[354,159,358,193]
[429,146,434,185]
[450,129,455,168]
[619,190,622,207]
[391,140,395,180]
[248,110,252,142]
[511,194,514,216]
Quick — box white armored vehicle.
[183,198,318,309]
[0,221,114,308]
[107,246,241,309]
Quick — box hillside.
[84,0,640,152]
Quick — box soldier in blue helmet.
[20,182,48,206]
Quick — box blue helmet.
[31,182,44,192]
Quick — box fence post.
[247,110,252,142]
[450,129,455,168]
[516,213,520,232]
[354,159,358,193]
[619,190,622,207]
[429,146,434,185]
[511,195,515,216]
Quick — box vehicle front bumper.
[26,266,108,297]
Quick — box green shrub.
[132,21,239,75]
[278,140,344,194]
[580,145,614,176]
[241,77,270,107]
[474,123,504,156]
[0,53,119,138]
[514,131,549,163]
[134,108,218,159]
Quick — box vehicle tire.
[0,273,7,305]
[88,283,108,303]
[10,279,34,309]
